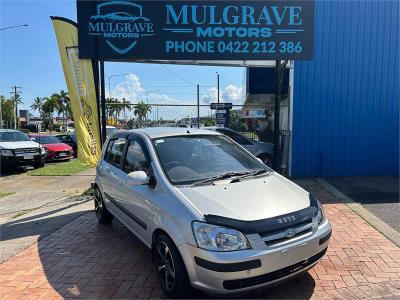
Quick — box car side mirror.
[126,171,149,186]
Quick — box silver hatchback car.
[95,128,331,298]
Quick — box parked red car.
[28,134,73,161]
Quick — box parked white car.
[0,129,46,169]
[94,128,331,297]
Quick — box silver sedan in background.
[207,127,274,165]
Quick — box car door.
[118,136,154,243]
[97,137,128,217]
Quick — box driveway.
[327,177,400,232]
[0,168,96,262]
[0,168,95,223]
[0,179,399,299]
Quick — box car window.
[218,129,252,145]
[153,135,268,185]
[0,131,31,142]
[59,136,70,143]
[123,140,150,174]
[105,138,126,167]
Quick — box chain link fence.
[105,102,290,173]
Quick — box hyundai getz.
[95,128,331,298]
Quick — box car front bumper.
[179,219,331,294]
[1,154,46,167]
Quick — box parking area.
[0,179,399,299]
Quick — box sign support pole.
[92,59,103,146]
[197,84,200,129]
[273,60,281,170]
[100,60,107,144]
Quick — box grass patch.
[0,191,14,198]
[28,160,90,176]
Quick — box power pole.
[10,86,22,130]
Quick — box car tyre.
[153,233,193,298]
[94,187,113,224]
[33,161,45,169]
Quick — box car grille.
[260,218,316,248]
[14,148,39,155]
[222,248,327,290]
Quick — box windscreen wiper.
[191,171,251,187]
[230,169,270,182]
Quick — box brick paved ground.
[0,179,399,299]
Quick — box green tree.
[10,93,23,129]
[121,97,132,123]
[51,90,70,131]
[203,118,216,127]
[30,97,45,121]
[134,101,151,127]
[1,95,15,128]
[42,96,59,132]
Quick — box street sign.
[210,103,233,110]
[77,0,315,60]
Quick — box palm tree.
[42,96,59,132]
[52,90,70,132]
[10,93,23,129]
[121,98,132,124]
[134,101,151,127]
[31,97,45,118]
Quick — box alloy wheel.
[94,189,103,219]
[156,241,176,291]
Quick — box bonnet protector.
[204,195,318,235]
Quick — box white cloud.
[109,73,181,105]
[109,73,243,106]
[201,84,243,105]
[110,74,145,101]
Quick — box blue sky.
[0,0,245,115]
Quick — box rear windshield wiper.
[191,171,251,187]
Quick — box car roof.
[113,127,223,139]
[205,127,232,131]
[0,129,21,133]
[28,134,51,136]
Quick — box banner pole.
[92,59,102,147]
[100,60,107,144]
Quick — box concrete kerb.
[316,178,400,247]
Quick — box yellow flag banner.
[51,17,101,166]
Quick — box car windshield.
[153,135,271,185]
[31,136,61,144]
[0,131,31,142]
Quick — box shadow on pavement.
[326,176,400,231]
[23,211,317,299]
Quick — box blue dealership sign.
[77,0,315,60]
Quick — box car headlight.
[40,147,46,155]
[1,149,14,157]
[192,221,250,252]
[311,196,326,225]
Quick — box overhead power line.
[162,65,196,87]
